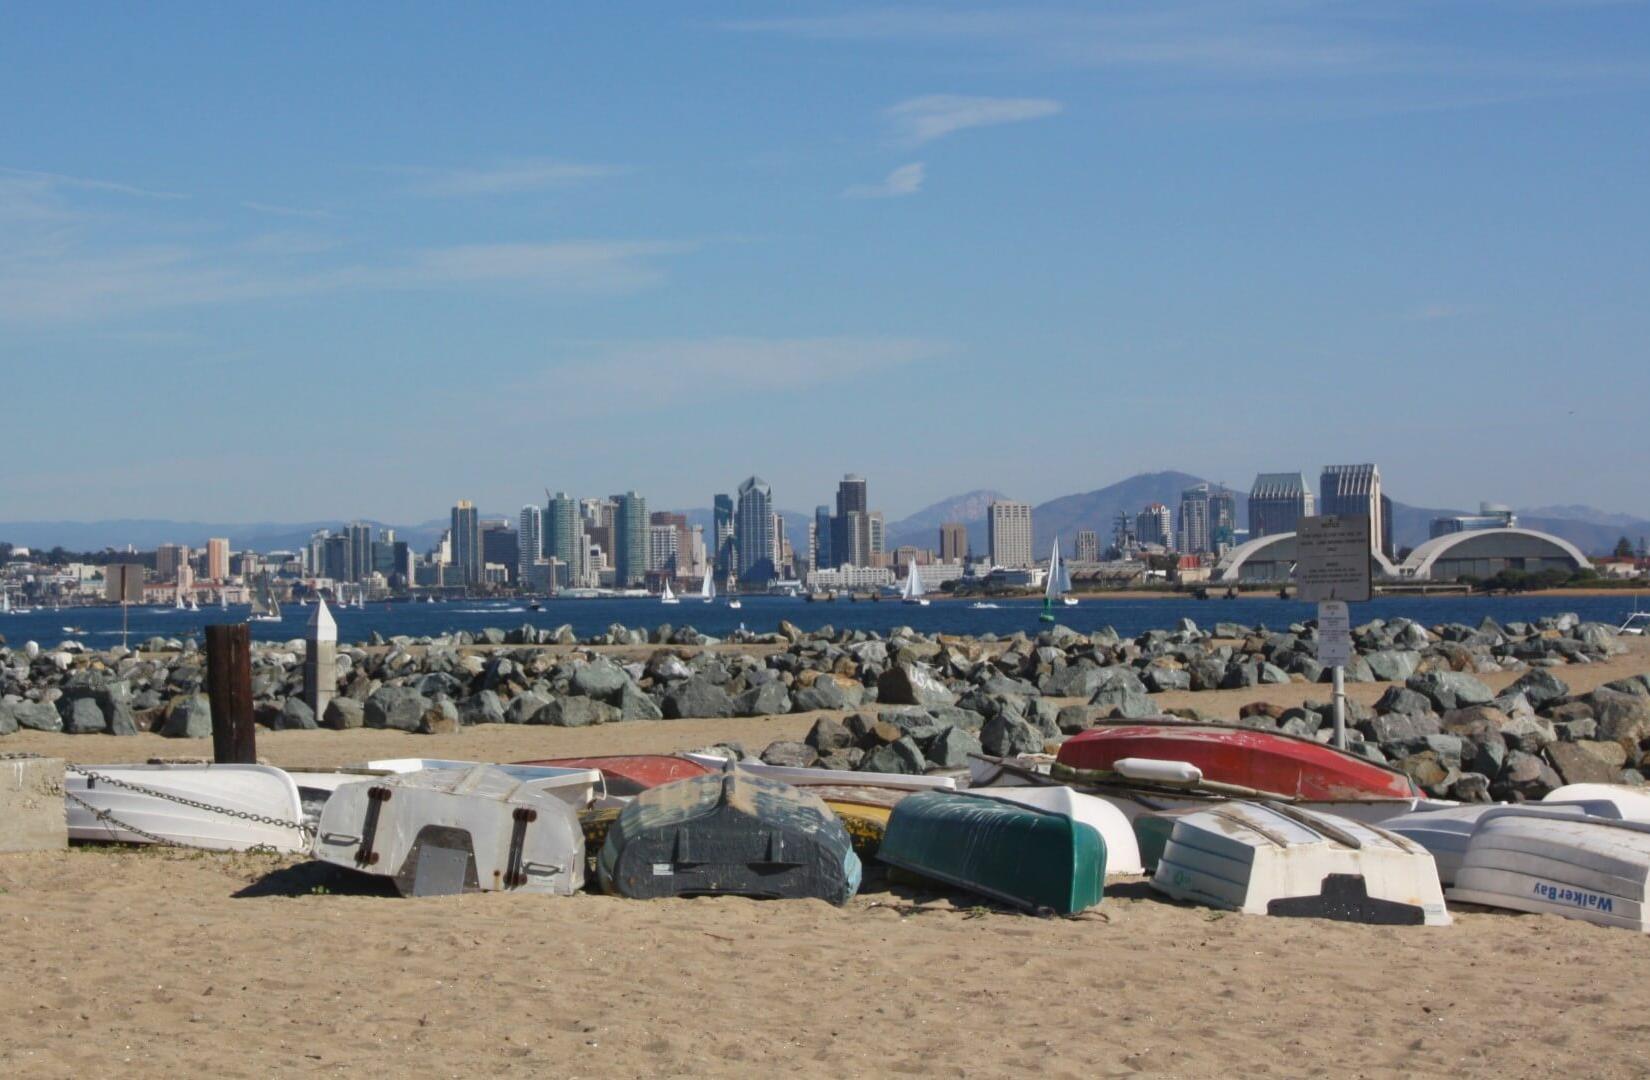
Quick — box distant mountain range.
[5,477,1648,558]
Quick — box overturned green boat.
[598,767,862,904]
[877,790,1106,914]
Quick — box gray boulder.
[1364,651,1420,683]
[1510,668,1570,709]
[364,687,430,731]
[662,678,736,720]
[980,713,1045,757]
[62,697,107,734]
[160,694,213,738]
[504,691,550,725]
[323,698,365,730]
[1088,685,1155,719]
[532,697,619,727]
[1406,671,1494,712]
[10,700,63,733]
[924,725,983,769]
[278,697,317,730]
[735,680,792,718]
[806,715,854,752]
[458,690,507,726]
[877,664,958,709]
[760,740,819,768]
[615,683,664,721]
[572,657,631,702]
[860,737,926,775]
[792,677,850,713]
[417,697,461,734]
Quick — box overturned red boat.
[513,754,714,797]
[1053,722,1418,803]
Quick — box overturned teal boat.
[598,767,862,904]
[877,790,1106,914]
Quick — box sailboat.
[220,591,228,611]
[352,585,365,610]
[174,591,187,611]
[700,571,716,604]
[187,595,200,612]
[660,579,679,605]
[900,565,930,606]
[0,592,9,615]
[1041,538,1073,623]
[249,575,283,623]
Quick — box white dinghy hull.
[361,759,601,810]
[1152,801,1451,925]
[66,764,308,853]
[314,765,585,897]
[969,785,1145,875]
[1448,812,1650,932]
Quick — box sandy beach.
[4,638,1649,1078]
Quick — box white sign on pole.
[1317,600,1353,667]
[1294,515,1373,603]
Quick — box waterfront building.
[322,535,351,582]
[805,565,896,591]
[1430,503,1518,539]
[1137,503,1172,547]
[481,522,518,583]
[687,525,707,578]
[545,492,583,574]
[451,500,481,585]
[987,500,1033,567]
[347,521,374,582]
[814,505,832,571]
[205,538,230,582]
[613,492,648,587]
[156,544,190,582]
[1320,463,1387,557]
[735,476,775,583]
[518,505,543,585]
[1075,530,1100,563]
[648,523,679,575]
[868,511,885,566]
[713,493,734,578]
[1249,473,1315,538]
[1209,487,1237,553]
[939,522,969,564]
[1177,485,1212,554]
[831,474,870,568]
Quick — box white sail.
[0,592,9,614]
[901,566,926,600]
[1046,539,1069,600]
[700,571,715,601]
[661,580,676,603]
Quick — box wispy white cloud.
[0,240,688,323]
[398,158,628,197]
[519,335,949,414]
[843,162,926,199]
[0,166,188,201]
[885,95,1062,143]
[241,200,332,220]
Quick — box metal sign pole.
[1332,663,1347,750]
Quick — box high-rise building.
[1320,464,1386,557]
[544,492,583,578]
[987,501,1033,567]
[156,544,190,582]
[1136,503,1172,547]
[347,521,374,582]
[451,500,481,585]
[323,534,351,582]
[481,521,518,583]
[1075,530,1100,563]
[735,476,775,582]
[648,524,679,575]
[868,511,885,566]
[938,522,969,564]
[836,474,868,518]
[713,493,735,578]
[1112,511,1137,555]
[1209,488,1237,553]
[830,474,871,568]
[773,511,788,577]
[1249,473,1315,538]
[814,505,833,571]
[1177,485,1212,554]
[518,505,543,585]
[614,492,648,587]
[205,538,230,582]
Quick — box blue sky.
[2,2,1647,525]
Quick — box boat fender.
[1114,758,1204,786]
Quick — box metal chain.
[65,763,314,839]
[64,789,189,847]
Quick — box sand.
[4,639,1650,1078]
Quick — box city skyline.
[3,5,1648,523]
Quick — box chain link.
[66,762,314,842]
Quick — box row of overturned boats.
[61,720,1650,931]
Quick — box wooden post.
[206,623,256,764]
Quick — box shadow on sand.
[233,859,400,899]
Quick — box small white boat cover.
[1543,784,1650,821]
[1152,800,1452,926]
[969,785,1144,874]
[1448,811,1650,931]
[314,765,584,897]
[1388,801,1628,887]
[66,763,308,853]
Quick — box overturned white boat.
[1448,811,1650,932]
[681,752,955,793]
[314,765,585,897]
[1151,800,1451,926]
[969,784,1144,875]
[65,763,309,853]
[1386,798,1643,888]
[359,758,601,810]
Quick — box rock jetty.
[1,614,1642,801]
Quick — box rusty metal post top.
[307,597,337,643]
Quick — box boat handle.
[320,832,360,845]
[521,861,563,877]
